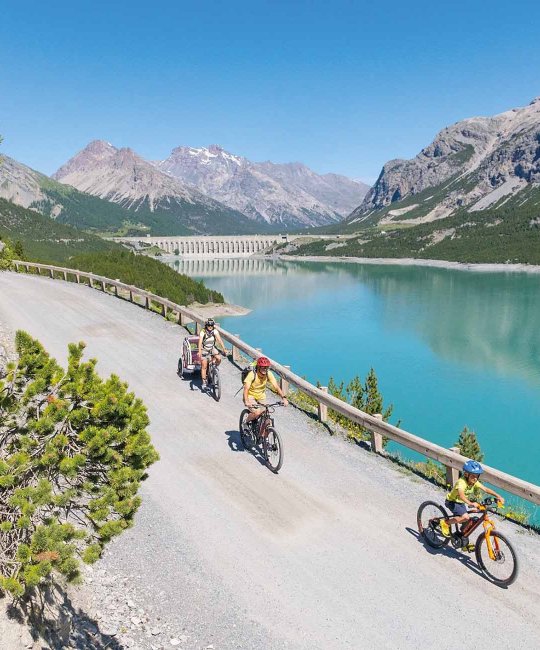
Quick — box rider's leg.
[447,513,470,528]
[245,407,264,423]
[201,357,208,383]
[440,502,468,536]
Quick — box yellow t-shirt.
[243,369,277,402]
[446,477,484,503]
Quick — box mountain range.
[155,145,368,227]
[0,142,367,237]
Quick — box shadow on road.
[224,430,268,469]
[405,526,488,582]
[176,367,207,394]
[7,582,124,649]
[225,429,245,452]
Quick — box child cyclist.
[440,459,505,537]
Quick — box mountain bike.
[417,497,518,587]
[239,402,284,473]
[206,356,221,402]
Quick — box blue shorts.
[445,500,467,516]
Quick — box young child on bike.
[440,460,505,537]
[242,356,288,429]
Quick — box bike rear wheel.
[417,501,451,548]
[263,426,283,473]
[239,409,253,449]
[475,530,518,587]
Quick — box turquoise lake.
[170,256,540,519]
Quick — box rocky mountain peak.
[347,96,540,228]
[156,145,369,227]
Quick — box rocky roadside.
[0,562,207,650]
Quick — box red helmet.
[256,356,271,368]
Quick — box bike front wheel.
[475,530,518,587]
[417,501,451,549]
[211,368,221,401]
[263,426,283,473]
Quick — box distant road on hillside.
[1,272,539,649]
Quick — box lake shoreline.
[274,254,540,274]
[187,301,251,319]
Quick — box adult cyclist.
[198,318,227,391]
[242,356,288,429]
[439,460,505,537]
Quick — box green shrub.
[0,332,159,597]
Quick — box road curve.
[1,272,539,650]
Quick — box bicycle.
[239,401,284,473]
[417,497,519,587]
[205,356,221,402]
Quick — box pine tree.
[361,368,393,421]
[13,240,25,260]
[456,426,484,462]
[0,331,159,597]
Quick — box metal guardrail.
[12,260,540,507]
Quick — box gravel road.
[1,272,539,650]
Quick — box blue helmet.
[463,459,484,475]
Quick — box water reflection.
[170,257,540,387]
[349,264,540,385]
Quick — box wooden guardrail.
[12,260,540,508]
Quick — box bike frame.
[449,505,500,560]
[253,402,280,440]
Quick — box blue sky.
[1,0,539,183]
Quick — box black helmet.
[205,318,215,328]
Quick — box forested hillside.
[0,198,224,304]
[284,186,540,264]
[0,198,118,263]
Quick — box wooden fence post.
[129,290,133,302]
[280,365,290,395]
[76,274,80,284]
[195,321,201,334]
[162,303,167,317]
[446,446,461,487]
[100,280,105,291]
[63,271,67,281]
[232,334,241,363]
[370,414,384,454]
[145,296,150,309]
[49,269,54,278]
[318,386,328,422]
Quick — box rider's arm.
[480,485,505,504]
[215,331,227,354]
[268,372,288,404]
[243,382,251,406]
[198,331,204,356]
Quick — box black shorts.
[445,500,468,516]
